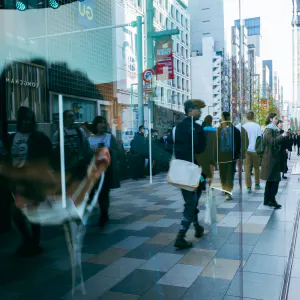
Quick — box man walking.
[243,111,262,192]
[169,100,206,249]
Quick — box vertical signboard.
[155,36,174,80]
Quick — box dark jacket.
[278,129,288,173]
[260,127,285,181]
[130,132,146,155]
[287,136,294,151]
[168,116,206,164]
[7,131,52,165]
[107,135,121,189]
[216,122,241,163]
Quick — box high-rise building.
[262,60,273,91]
[189,0,226,54]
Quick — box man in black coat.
[168,100,206,249]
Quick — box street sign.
[143,82,153,93]
[143,69,154,83]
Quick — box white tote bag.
[167,117,201,191]
[204,187,217,225]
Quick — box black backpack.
[255,134,265,157]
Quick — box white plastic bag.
[205,188,217,225]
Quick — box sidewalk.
[0,154,299,300]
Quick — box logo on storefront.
[78,0,95,27]
[5,77,39,88]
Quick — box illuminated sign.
[78,0,95,28]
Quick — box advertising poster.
[155,36,174,80]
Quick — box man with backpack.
[217,112,241,200]
[243,111,262,192]
[168,100,206,249]
[52,110,91,178]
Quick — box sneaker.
[255,184,260,190]
[174,235,193,250]
[247,187,252,193]
[194,224,205,238]
[225,193,232,201]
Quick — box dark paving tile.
[216,243,254,261]
[137,227,165,237]
[226,233,260,247]
[160,244,193,255]
[155,209,182,218]
[194,236,227,250]
[124,244,165,260]
[110,269,165,295]
[230,202,260,212]
[182,276,231,300]
[162,223,180,233]
[139,284,187,300]
[217,208,235,215]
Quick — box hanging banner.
[155,36,174,80]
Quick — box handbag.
[167,117,201,191]
[204,187,217,225]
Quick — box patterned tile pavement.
[1,154,300,300]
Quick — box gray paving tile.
[124,244,165,260]
[158,264,203,288]
[207,226,235,238]
[244,253,286,276]
[291,258,300,277]
[227,271,283,300]
[99,292,140,300]
[113,236,150,250]
[216,243,254,261]
[123,221,151,231]
[139,252,184,272]
[194,236,227,250]
[99,258,147,279]
[150,218,178,228]
[139,284,187,300]
[226,233,260,247]
[265,221,294,231]
[288,277,300,300]
[110,269,165,295]
[182,277,231,300]
[223,296,254,300]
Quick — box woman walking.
[261,113,288,209]
[88,116,120,227]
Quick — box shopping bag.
[204,188,217,225]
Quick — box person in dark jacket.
[216,112,241,200]
[287,129,293,160]
[197,115,216,185]
[168,100,206,249]
[277,120,289,179]
[130,125,146,179]
[261,113,288,209]
[297,131,300,156]
[6,106,52,257]
[88,116,121,227]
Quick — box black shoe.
[263,201,272,207]
[194,224,205,238]
[98,216,109,228]
[269,200,282,209]
[174,235,193,249]
[282,175,287,179]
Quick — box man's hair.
[221,111,231,121]
[265,113,277,125]
[184,99,206,115]
[278,120,283,124]
[247,111,255,121]
[16,106,37,132]
[139,125,144,131]
[92,116,107,134]
[63,110,74,119]
[204,115,213,127]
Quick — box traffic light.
[16,1,27,11]
[48,0,59,9]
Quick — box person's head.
[247,111,255,121]
[184,99,206,120]
[221,111,231,122]
[63,110,75,129]
[16,106,36,133]
[204,115,213,127]
[139,125,145,134]
[92,116,108,135]
[277,120,283,130]
[265,113,278,126]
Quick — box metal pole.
[58,94,67,209]
[137,16,144,127]
[250,72,252,110]
[148,109,153,184]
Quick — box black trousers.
[264,181,280,202]
[179,186,202,236]
[13,207,41,246]
[131,154,145,179]
[90,175,111,220]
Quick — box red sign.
[143,69,154,83]
[261,100,268,109]
[155,36,174,80]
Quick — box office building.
[262,60,274,92]
[262,64,270,99]
[191,37,222,123]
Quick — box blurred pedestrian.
[243,111,262,192]
[261,113,288,209]
[88,116,121,227]
[217,112,241,200]
[287,129,293,160]
[277,120,289,179]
